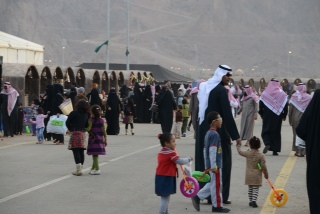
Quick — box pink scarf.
[260,80,288,115]
[225,85,239,107]
[289,84,312,112]
[1,82,19,116]
[242,85,259,103]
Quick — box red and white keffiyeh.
[260,80,288,115]
[0,82,20,116]
[289,84,312,113]
[242,85,260,103]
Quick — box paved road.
[0,117,309,214]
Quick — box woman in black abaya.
[40,85,55,141]
[133,82,144,123]
[105,88,121,135]
[156,83,177,133]
[143,85,153,123]
[296,89,320,214]
[51,84,65,144]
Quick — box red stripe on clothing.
[216,169,222,208]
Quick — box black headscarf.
[41,85,55,112]
[51,84,64,114]
[296,89,320,213]
[88,88,102,107]
[120,85,129,99]
[107,88,121,111]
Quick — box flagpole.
[126,0,130,71]
[137,0,140,64]
[106,0,110,71]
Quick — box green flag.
[95,40,109,53]
[125,48,130,56]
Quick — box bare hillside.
[0,0,320,79]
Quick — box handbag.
[149,102,158,112]
[59,98,73,116]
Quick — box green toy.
[192,170,211,183]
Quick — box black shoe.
[223,200,231,204]
[207,197,212,204]
[212,207,230,213]
[191,195,200,211]
[273,152,279,156]
[263,145,270,154]
[187,126,190,131]
[249,202,253,206]
[251,201,258,208]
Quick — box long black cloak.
[258,101,288,152]
[296,89,320,214]
[88,88,102,107]
[156,88,177,133]
[195,83,240,202]
[142,85,152,123]
[105,89,121,135]
[51,84,64,115]
[133,83,144,123]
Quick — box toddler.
[172,105,183,139]
[236,136,268,207]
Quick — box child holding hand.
[155,133,192,214]
[236,136,268,208]
[191,111,230,213]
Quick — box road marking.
[0,144,159,204]
[0,141,35,149]
[260,151,297,214]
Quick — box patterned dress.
[87,118,107,155]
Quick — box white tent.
[0,31,44,65]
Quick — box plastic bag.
[25,126,31,134]
[47,114,68,135]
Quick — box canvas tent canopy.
[77,63,194,83]
[0,31,44,65]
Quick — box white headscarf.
[178,84,186,95]
[198,65,232,124]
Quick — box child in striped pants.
[236,136,269,207]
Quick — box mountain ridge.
[0,0,320,79]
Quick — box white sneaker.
[90,170,101,175]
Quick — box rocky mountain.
[1,0,320,80]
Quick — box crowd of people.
[154,65,319,214]
[0,67,318,213]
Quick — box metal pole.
[287,51,291,78]
[106,0,110,71]
[194,44,198,79]
[126,0,130,71]
[137,0,140,64]
[62,47,65,66]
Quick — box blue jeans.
[36,127,45,142]
[32,118,36,135]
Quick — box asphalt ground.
[0,117,309,214]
